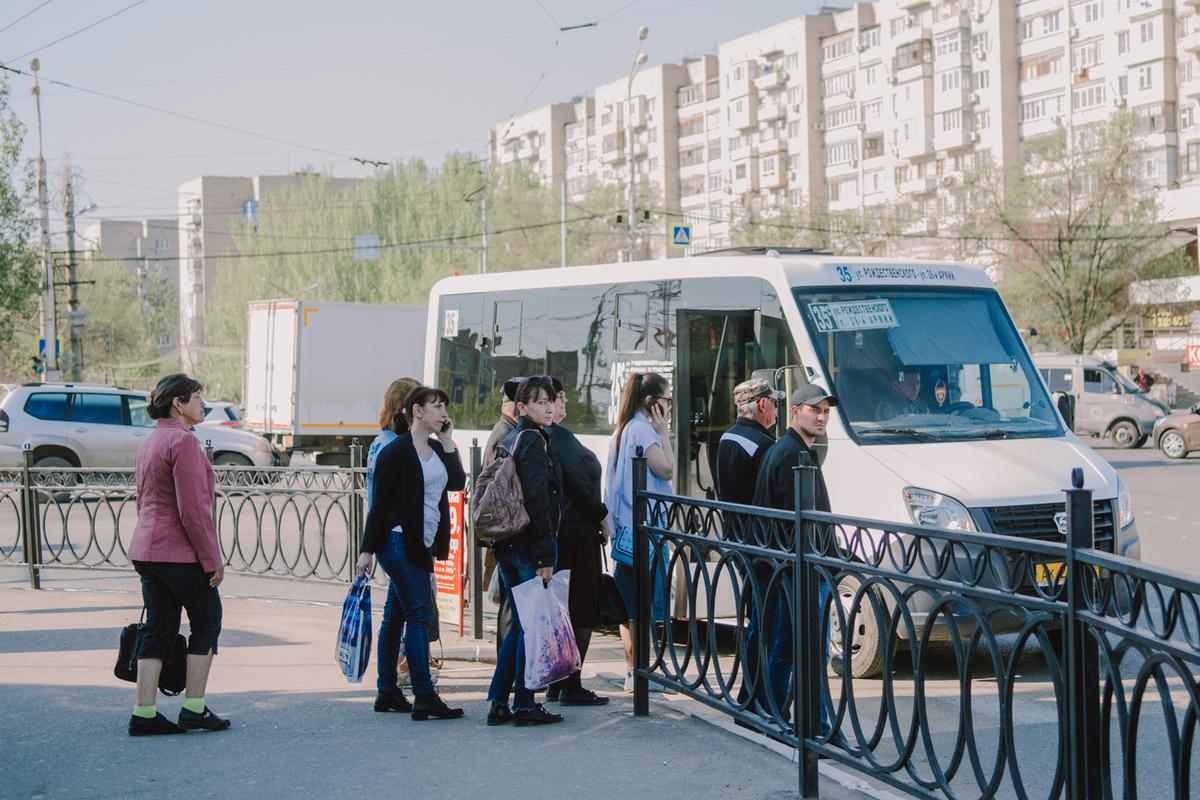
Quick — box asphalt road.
[1089,437,1200,578]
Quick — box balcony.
[728,74,754,99]
[755,70,787,92]
[1183,30,1200,55]
[932,12,970,35]
[600,147,625,165]
[934,48,972,69]
[904,217,938,235]
[899,175,938,195]
[758,136,786,156]
[933,125,972,151]
[759,102,787,121]
[760,168,787,189]
[732,169,759,195]
[894,23,931,48]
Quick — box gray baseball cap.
[790,383,839,408]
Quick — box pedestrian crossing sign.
[671,225,691,248]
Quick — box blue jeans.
[611,537,669,623]
[741,572,831,732]
[375,532,435,696]
[487,539,554,712]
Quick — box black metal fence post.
[21,444,41,590]
[633,446,649,716]
[1064,467,1100,800]
[349,438,363,565]
[470,440,483,640]
[795,465,820,798]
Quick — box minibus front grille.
[981,499,1115,554]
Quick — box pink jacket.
[128,418,222,573]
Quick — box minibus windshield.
[794,287,1063,443]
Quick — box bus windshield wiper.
[856,428,940,441]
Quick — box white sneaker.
[397,665,438,687]
[623,668,634,693]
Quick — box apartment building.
[177,174,359,374]
[493,0,1200,257]
[82,218,179,349]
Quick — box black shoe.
[830,654,845,677]
[129,712,186,737]
[374,690,413,713]
[513,703,564,726]
[411,692,464,721]
[545,685,561,702]
[487,702,515,726]
[559,689,609,706]
[177,706,231,732]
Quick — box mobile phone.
[441,420,451,433]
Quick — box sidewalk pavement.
[0,579,907,800]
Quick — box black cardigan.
[360,433,466,573]
[546,423,608,540]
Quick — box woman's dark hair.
[147,373,204,420]
[400,385,451,427]
[380,377,421,433]
[549,375,564,395]
[515,376,554,407]
[614,372,669,458]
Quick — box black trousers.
[133,560,222,659]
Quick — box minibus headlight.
[903,487,977,532]
[1117,476,1134,530]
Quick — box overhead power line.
[5,0,150,62]
[0,0,55,37]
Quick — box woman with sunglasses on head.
[543,376,611,706]
[486,375,565,727]
[356,385,465,721]
[605,372,676,693]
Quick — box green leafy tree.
[731,196,914,256]
[0,77,39,380]
[965,112,1191,353]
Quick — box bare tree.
[966,112,1191,353]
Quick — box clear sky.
[1,0,825,235]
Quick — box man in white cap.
[716,377,785,505]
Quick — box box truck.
[245,299,427,465]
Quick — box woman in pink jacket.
[126,373,230,737]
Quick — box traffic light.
[30,355,43,374]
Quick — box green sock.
[133,704,156,719]
[183,697,205,714]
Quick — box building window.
[154,239,169,252]
[942,110,962,131]
[679,115,704,137]
[708,139,722,160]
[863,101,883,121]
[935,31,960,58]
[1186,142,1200,173]
[762,156,777,173]
[1181,106,1195,129]
[940,69,962,92]
[894,40,931,70]
[824,105,858,129]
[974,70,990,90]
[735,163,747,180]
[708,173,724,191]
[1138,65,1153,90]
[1118,31,1129,54]
[860,28,879,50]
[1020,54,1063,81]
[680,147,705,167]
[242,200,258,221]
[679,85,701,106]
[682,175,706,196]
[1073,1,1103,25]
[822,36,854,61]
[1180,58,1196,84]
[787,86,802,104]
[1141,21,1154,43]
[1119,75,1128,96]
[1020,94,1064,121]
[821,71,855,97]
[1072,41,1103,70]
[976,109,991,129]
[1072,83,1105,110]
[865,137,883,158]
[824,141,858,166]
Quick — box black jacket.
[546,423,608,540]
[360,433,467,573]
[751,427,830,513]
[716,417,776,505]
[500,417,563,568]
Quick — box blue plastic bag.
[336,576,372,683]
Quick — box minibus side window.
[1084,368,1117,394]
[1043,368,1072,393]
[614,292,649,353]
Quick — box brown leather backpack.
[470,430,541,542]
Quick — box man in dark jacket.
[716,377,783,505]
[747,383,837,729]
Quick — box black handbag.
[599,550,628,626]
[114,610,188,696]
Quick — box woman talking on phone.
[356,385,465,720]
[605,372,675,693]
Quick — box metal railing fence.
[630,458,1200,800]
[1,442,369,588]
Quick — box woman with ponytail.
[604,372,676,693]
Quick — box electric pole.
[31,59,60,381]
[59,157,89,381]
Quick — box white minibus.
[425,247,1139,677]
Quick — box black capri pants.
[132,561,222,659]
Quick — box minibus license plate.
[1034,562,1066,586]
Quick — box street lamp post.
[626,26,649,262]
[31,59,60,380]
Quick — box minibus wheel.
[1110,421,1139,449]
[828,574,885,679]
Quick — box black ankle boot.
[412,692,464,721]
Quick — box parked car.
[1153,404,1200,459]
[198,401,245,430]
[1033,354,1166,448]
[0,382,283,470]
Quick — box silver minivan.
[1033,354,1167,448]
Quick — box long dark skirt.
[555,535,603,629]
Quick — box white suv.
[0,383,282,469]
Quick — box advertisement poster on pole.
[435,491,465,635]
